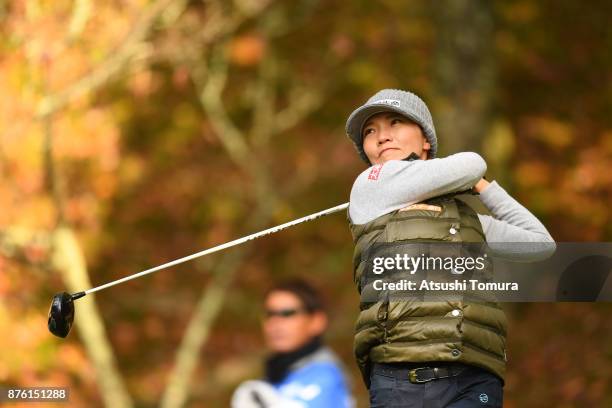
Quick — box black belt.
[372,362,467,384]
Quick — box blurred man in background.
[232,279,353,408]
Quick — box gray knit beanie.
[345,89,437,164]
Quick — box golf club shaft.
[83,202,349,296]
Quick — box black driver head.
[48,292,75,338]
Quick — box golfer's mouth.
[379,147,399,157]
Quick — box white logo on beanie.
[372,99,400,107]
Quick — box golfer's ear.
[423,141,431,151]
[311,311,328,334]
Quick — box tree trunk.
[431,0,495,155]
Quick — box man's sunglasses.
[264,308,308,319]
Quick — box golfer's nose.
[377,126,393,144]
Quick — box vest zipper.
[377,298,390,343]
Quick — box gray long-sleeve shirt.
[349,152,556,260]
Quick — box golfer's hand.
[231,380,303,408]
[473,178,490,194]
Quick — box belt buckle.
[408,367,432,384]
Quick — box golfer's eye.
[363,128,375,137]
[264,308,303,318]
[390,118,402,125]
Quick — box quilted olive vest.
[349,194,507,387]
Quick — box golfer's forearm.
[408,152,487,199]
[479,181,553,238]
[478,181,556,260]
[349,152,486,224]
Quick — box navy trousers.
[369,363,503,408]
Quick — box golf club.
[48,202,349,338]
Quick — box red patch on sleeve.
[368,164,384,180]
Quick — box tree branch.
[193,46,251,164]
[161,19,292,408]
[36,0,182,118]
[51,227,134,408]
[159,2,333,404]
[67,0,93,41]
[0,227,51,271]
[274,85,323,134]
[42,99,133,407]
[158,245,248,408]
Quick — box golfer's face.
[362,112,430,164]
[263,291,323,353]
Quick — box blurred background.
[1,0,611,407]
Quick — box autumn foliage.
[0,1,611,407]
